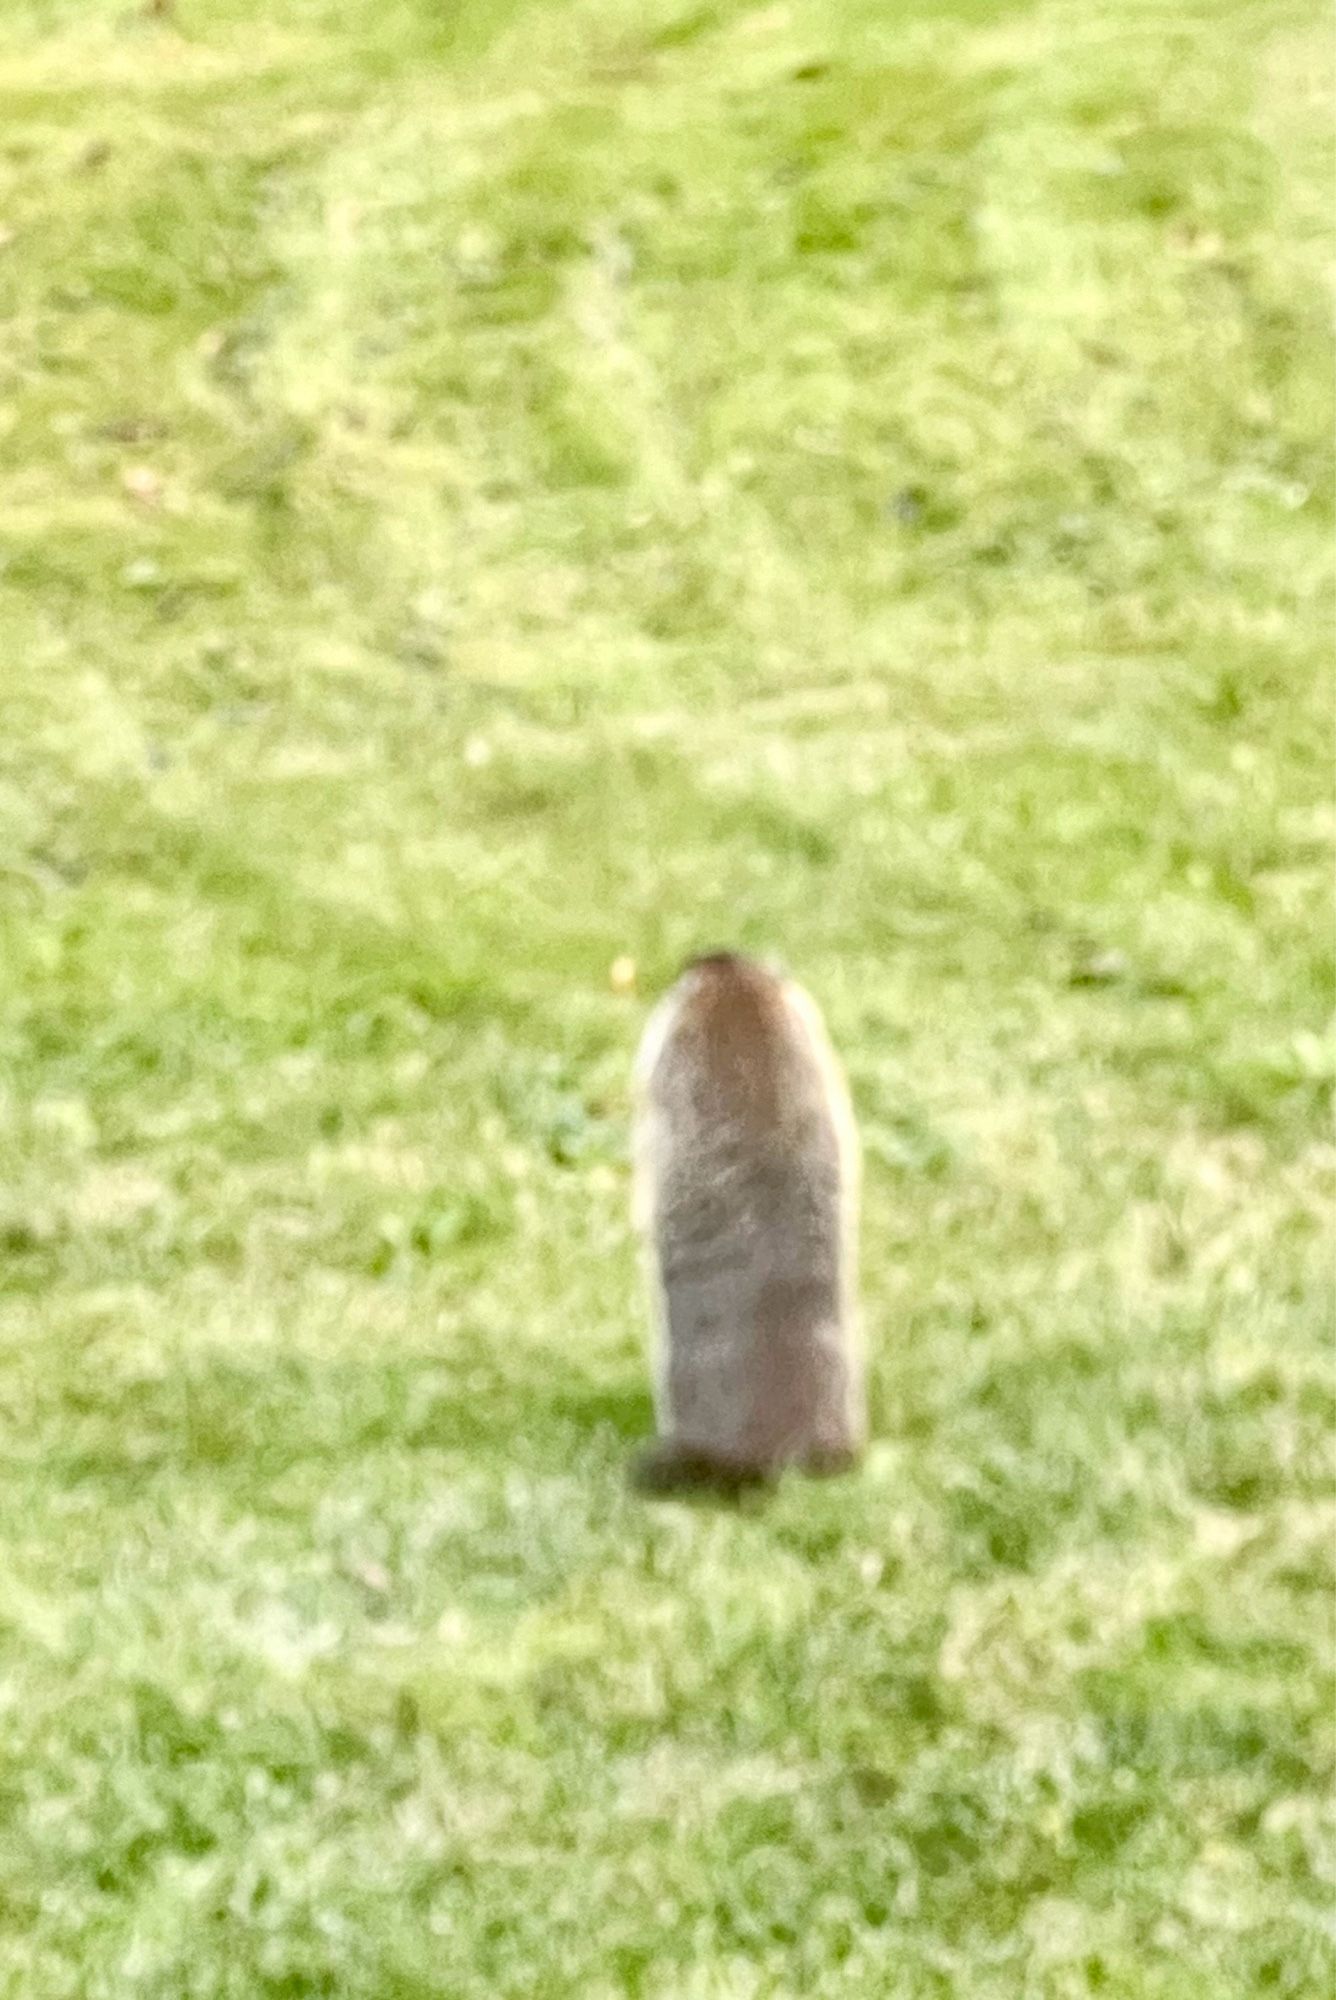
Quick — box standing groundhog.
[630,952,864,1493]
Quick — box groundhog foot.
[799,1441,862,1479]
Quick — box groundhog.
[630,951,864,1493]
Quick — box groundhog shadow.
[627,1439,861,1509]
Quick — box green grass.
[1,0,1333,1993]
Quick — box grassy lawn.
[1,0,1332,1993]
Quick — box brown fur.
[631,953,863,1493]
